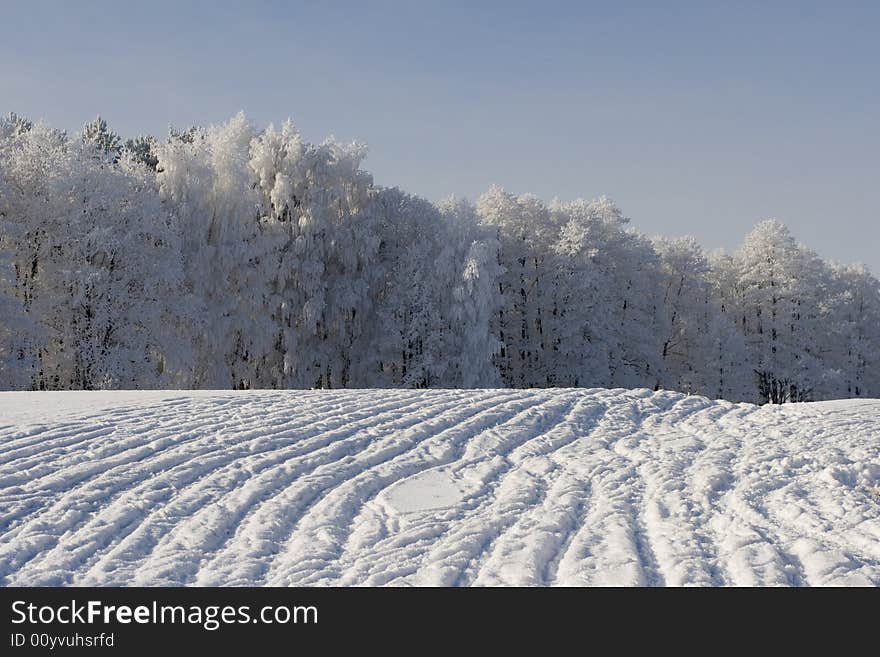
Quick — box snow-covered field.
[0,388,878,587]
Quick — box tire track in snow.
[69,390,468,585]
[74,390,442,584]
[1,391,417,584]
[679,403,757,580]
[260,390,564,586]
[754,405,880,584]
[352,390,605,586]
[715,402,880,586]
[699,404,811,586]
[390,390,619,587]
[188,390,524,586]
[0,393,250,469]
[0,407,259,581]
[462,394,610,586]
[1,389,878,586]
[633,396,740,586]
[550,391,673,586]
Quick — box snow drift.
[0,388,878,586]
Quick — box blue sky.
[3,1,879,272]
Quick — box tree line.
[1,112,878,403]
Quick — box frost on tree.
[0,115,191,389]
[1,112,878,403]
[733,220,828,403]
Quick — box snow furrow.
[0,391,414,582]
[262,390,563,586]
[10,391,438,585]
[138,390,502,586]
[193,391,529,586]
[0,389,877,587]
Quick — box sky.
[3,0,879,272]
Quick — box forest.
[1,112,878,403]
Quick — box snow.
[5,115,880,401]
[384,468,475,514]
[0,388,878,586]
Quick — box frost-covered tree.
[124,135,159,170]
[653,236,717,394]
[705,251,753,401]
[249,119,379,388]
[477,187,562,387]
[2,112,878,402]
[3,112,32,136]
[156,114,382,389]
[545,197,665,389]
[347,191,502,389]
[601,215,665,389]
[359,189,445,387]
[549,198,624,387]
[730,220,828,403]
[155,113,273,389]
[438,197,504,387]
[82,116,121,159]
[0,123,33,386]
[823,263,880,398]
[0,119,191,389]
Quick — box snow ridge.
[0,389,878,586]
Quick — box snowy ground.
[0,388,878,587]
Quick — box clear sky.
[3,1,878,272]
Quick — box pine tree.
[82,116,121,159]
